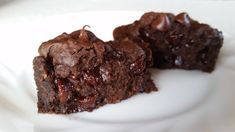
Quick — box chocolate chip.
[79,25,90,42]
[151,14,171,31]
[175,12,191,27]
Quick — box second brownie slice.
[114,12,223,72]
[33,27,157,114]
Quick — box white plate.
[0,8,235,132]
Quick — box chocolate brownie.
[33,27,157,114]
[113,12,224,72]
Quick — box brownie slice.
[33,27,157,114]
[113,12,224,72]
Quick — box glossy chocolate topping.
[174,12,191,26]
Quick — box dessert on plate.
[33,11,224,114]
[113,12,223,72]
[33,27,157,114]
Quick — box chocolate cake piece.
[113,12,224,72]
[33,27,157,114]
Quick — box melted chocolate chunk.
[175,12,191,26]
[151,13,171,31]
